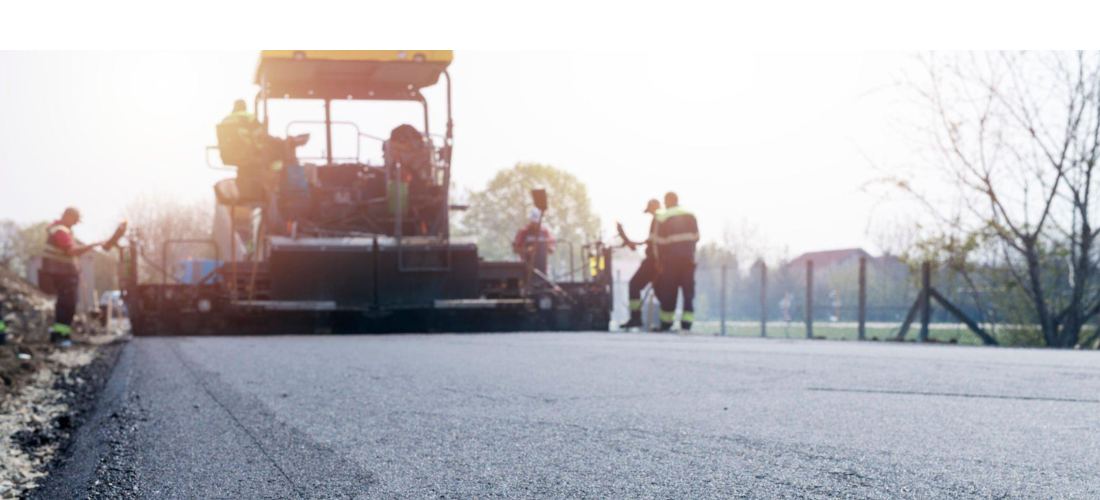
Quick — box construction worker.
[221,100,287,200]
[222,99,287,170]
[654,191,700,332]
[222,100,259,144]
[618,199,662,329]
[513,208,555,275]
[41,208,103,345]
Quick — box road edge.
[27,340,134,500]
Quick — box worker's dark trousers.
[656,255,695,330]
[628,257,658,317]
[46,273,79,333]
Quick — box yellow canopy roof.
[256,50,453,100]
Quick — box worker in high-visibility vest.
[41,208,103,345]
[221,99,284,172]
[618,199,662,330]
[221,100,263,145]
[653,192,700,332]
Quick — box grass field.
[684,321,992,345]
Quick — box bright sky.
[0,51,920,258]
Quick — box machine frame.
[124,50,613,335]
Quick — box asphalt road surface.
[37,333,1100,499]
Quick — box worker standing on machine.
[40,208,102,345]
[221,99,285,172]
[617,199,662,330]
[222,100,261,147]
[513,208,555,275]
[654,192,699,332]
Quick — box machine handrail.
[285,120,363,163]
[544,239,578,283]
[392,155,453,273]
[205,146,236,171]
[158,239,221,313]
[359,132,386,143]
[161,239,221,285]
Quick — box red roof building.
[786,248,874,271]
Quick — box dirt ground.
[0,344,52,399]
[0,339,123,499]
[1,262,127,498]
[0,325,121,396]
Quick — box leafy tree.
[458,163,600,278]
[0,220,50,277]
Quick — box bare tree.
[901,51,1100,347]
[122,195,214,284]
[720,218,771,270]
[867,216,921,258]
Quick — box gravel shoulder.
[1,340,123,499]
[27,340,138,500]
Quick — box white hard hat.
[528,208,542,223]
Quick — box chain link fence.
[612,256,1006,345]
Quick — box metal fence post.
[858,257,866,341]
[646,288,656,331]
[615,269,622,325]
[720,265,727,336]
[760,262,767,337]
[806,260,814,339]
[920,261,931,342]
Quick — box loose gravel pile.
[1,264,120,397]
[0,265,127,499]
[0,348,96,498]
[0,265,53,347]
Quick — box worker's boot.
[655,311,676,332]
[620,310,643,330]
[680,312,694,333]
[49,325,72,346]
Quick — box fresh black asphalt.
[34,333,1100,499]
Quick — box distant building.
[786,248,874,273]
[784,248,908,278]
[778,247,914,322]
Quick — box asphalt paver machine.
[124,50,613,335]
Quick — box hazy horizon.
[0,50,922,259]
